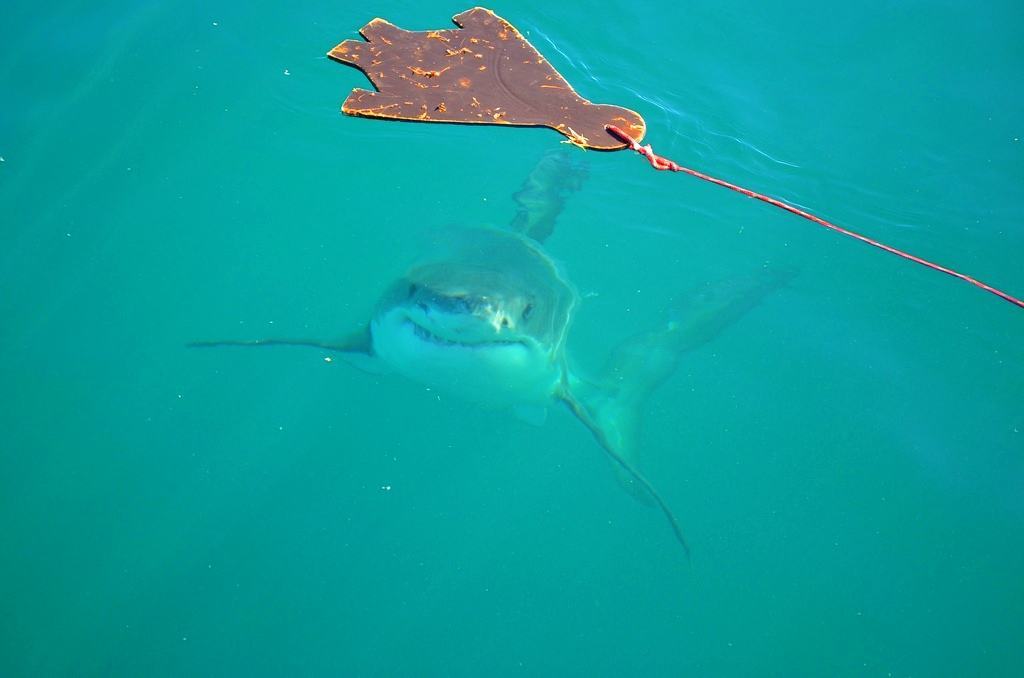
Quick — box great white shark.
[192,151,792,558]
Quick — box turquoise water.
[3,1,1023,675]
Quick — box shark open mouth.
[404,318,527,349]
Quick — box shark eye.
[521,303,534,321]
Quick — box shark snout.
[415,292,476,316]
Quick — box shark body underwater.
[192,151,791,558]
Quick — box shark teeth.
[410,321,460,346]
[406,320,524,349]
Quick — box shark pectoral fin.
[188,325,389,372]
[567,379,653,505]
[559,389,690,560]
[610,465,657,506]
[554,265,796,559]
[668,265,798,353]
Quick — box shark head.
[369,227,577,406]
[400,268,541,346]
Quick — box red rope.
[605,125,1024,310]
